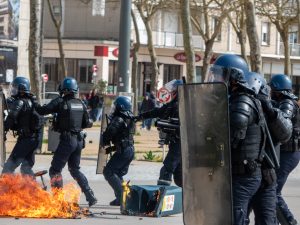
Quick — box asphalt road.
[0,154,299,225]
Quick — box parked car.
[42,92,60,105]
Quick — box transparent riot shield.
[178,83,232,225]
[0,90,6,167]
[96,105,109,174]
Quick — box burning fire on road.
[0,174,86,218]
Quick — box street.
[0,154,299,225]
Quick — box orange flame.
[0,174,82,218]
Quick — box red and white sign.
[174,52,202,63]
[112,48,134,58]
[157,87,172,103]
[42,74,48,83]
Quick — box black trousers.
[2,135,39,176]
[49,133,91,193]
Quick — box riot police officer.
[246,72,293,225]
[102,96,135,206]
[270,74,300,225]
[2,76,42,176]
[138,79,183,187]
[34,77,97,207]
[209,54,266,225]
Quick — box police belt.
[17,130,38,138]
[232,160,261,176]
[115,139,134,150]
[60,131,82,139]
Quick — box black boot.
[84,189,97,207]
[109,198,120,206]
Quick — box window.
[0,17,4,23]
[163,64,181,84]
[289,31,298,44]
[211,17,221,41]
[108,60,118,94]
[261,22,270,45]
[0,26,4,35]
[65,59,76,77]
[52,5,61,16]
[196,66,202,82]
[78,59,95,83]
[43,58,58,82]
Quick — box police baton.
[264,122,280,169]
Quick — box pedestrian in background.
[88,89,103,122]
[80,93,88,107]
[139,92,155,131]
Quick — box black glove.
[134,114,142,122]
[30,95,38,107]
[258,96,277,120]
[105,146,116,154]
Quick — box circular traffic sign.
[157,87,172,103]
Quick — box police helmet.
[114,96,132,112]
[208,54,249,84]
[11,76,31,96]
[245,72,265,95]
[60,77,78,93]
[269,74,292,91]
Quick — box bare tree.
[29,0,42,102]
[244,0,261,73]
[133,0,170,91]
[191,0,234,81]
[180,0,196,83]
[131,9,140,115]
[227,2,248,62]
[256,0,299,75]
[46,0,66,78]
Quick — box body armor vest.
[16,98,33,134]
[55,98,84,133]
[281,100,300,152]
[231,93,266,164]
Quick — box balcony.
[279,42,300,57]
[138,30,204,49]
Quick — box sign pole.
[117,0,132,93]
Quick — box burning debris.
[0,174,89,218]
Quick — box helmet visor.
[207,65,229,83]
[10,84,18,96]
[109,103,116,115]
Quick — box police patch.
[71,103,83,110]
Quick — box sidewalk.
[5,122,166,160]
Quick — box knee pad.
[159,166,172,181]
[103,166,114,180]
[173,176,182,187]
[68,168,79,177]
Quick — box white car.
[42,92,60,105]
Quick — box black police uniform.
[230,87,266,225]
[275,95,300,224]
[140,98,182,187]
[102,110,135,206]
[249,97,293,225]
[2,96,40,176]
[34,94,97,206]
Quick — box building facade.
[39,0,300,96]
[0,0,13,39]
